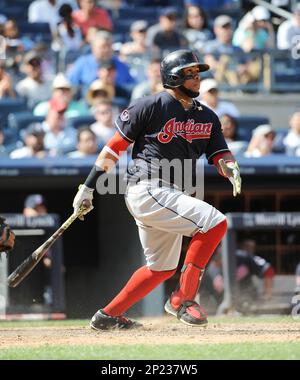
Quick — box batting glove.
[73,184,94,221]
[218,159,242,197]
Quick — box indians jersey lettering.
[115,91,229,188]
[157,118,213,143]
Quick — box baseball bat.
[7,201,90,288]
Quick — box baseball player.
[73,49,241,329]
[0,217,15,254]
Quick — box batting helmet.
[160,49,209,89]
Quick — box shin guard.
[171,263,205,310]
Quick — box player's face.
[182,66,201,92]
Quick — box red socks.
[185,219,228,268]
[103,219,227,316]
[171,219,228,309]
[103,265,176,317]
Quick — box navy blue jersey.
[115,91,229,189]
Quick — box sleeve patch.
[120,109,130,122]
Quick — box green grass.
[1,342,300,360]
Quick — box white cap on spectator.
[252,124,274,137]
[200,78,218,96]
[251,6,270,21]
[214,15,233,28]
[52,73,72,90]
[130,20,148,33]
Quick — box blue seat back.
[0,98,28,128]
[8,111,44,132]
[67,115,96,130]
[236,115,270,141]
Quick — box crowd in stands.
[0,0,299,159]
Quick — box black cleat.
[90,309,143,331]
[165,298,208,327]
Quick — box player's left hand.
[218,159,242,197]
[0,217,15,253]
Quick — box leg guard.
[170,263,205,310]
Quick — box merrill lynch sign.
[227,213,300,229]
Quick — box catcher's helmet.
[160,49,209,89]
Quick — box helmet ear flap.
[169,74,179,80]
[168,73,182,87]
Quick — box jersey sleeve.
[114,99,150,143]
[205,115,230,164]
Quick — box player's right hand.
[73,184,94,221]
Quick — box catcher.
[0,217,15,254]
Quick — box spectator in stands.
[277,3,300,51]
[204,240,275,310]
[182,5,213,52]
[220,114,248,156]
[233,6,275,53]
[72,0,113,38]
[145,7,188,54]
[10,123,47,159]
[283,111,300,156]
[22,194,54,306]
[43,97,77,156]
[119,20,148,60]
[198,78,240,117]
[28,0,78,33]
[89,100,116,144]
[96,60,131,107]
[130,58,163,101]
[245,124,276,158]
[203,15,260,86]
[3,19,34,56]
[68,127,99,157]
[67,31,134,96]
[15,50,52,109]
[0,61,15,98]
[86,79,114,107]
[33,73,89,119]
[52,3,83,53]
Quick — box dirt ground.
[1,316,300,349]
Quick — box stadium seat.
[67,115,96,130]
[272,128,288,153]
[0,98,28,129]
[18,22,52,43]
[2,128,21,154]
[7,111,44,132]
[236,115,270,141]
[1,6,24,21]
[116,6,159,22]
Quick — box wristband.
[84,165,105,189]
